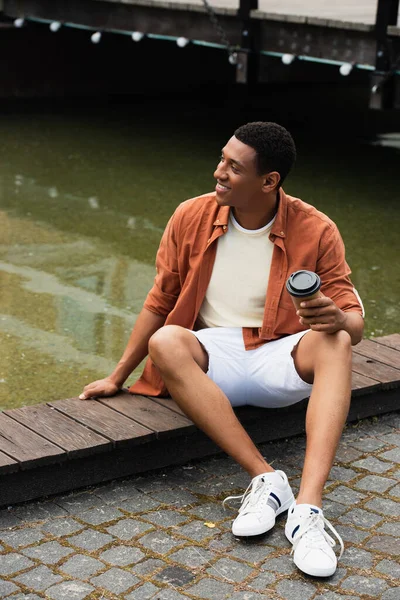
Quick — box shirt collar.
[212,205,230,227]
[271,188,287,238]
[212,188,288,236]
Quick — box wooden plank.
[351,371,381,393]
[49,397,154,447]
[100,392,194,439]
[252,11,308,24]
[0,450,19,474]
[148,396,187,417]
[307,16,373,30]
[354,338,400,370]
[0,430,219,507]
[0,413,65,469]
[4,404,111,458]
[351,352,400,386]
[97,0,393,27]
[374,333,400,352]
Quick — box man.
[80,122,364,578]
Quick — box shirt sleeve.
[143,211,181,316]
[317,225,365,317]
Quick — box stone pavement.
[0,412,399,600]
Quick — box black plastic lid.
[286,270,321,298]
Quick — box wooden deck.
[4,0,399,108]
[0,334,399,507]
[110,0,400,27]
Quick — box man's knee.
[148,325,187,366]
[320,330,352,353]
[310,330,352,367]
[295,330,352,382]
[149,325,208,373]
[299,329,351,353]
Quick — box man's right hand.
[79,378,120,400]
[78,308,166,401]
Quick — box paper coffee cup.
[286,270,322,310]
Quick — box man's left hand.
[297,296,347,333]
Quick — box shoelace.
[291,511,344,558]
[223,474,271,514]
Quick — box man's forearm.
[341,311,364,346]
[109,307,166,387]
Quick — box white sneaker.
[285,502,344,577]
[223,470,294,536]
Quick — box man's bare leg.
[148,325,272,478]
[150,325,352,502]
[292,329,352,507]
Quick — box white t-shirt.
[198,212,276,328]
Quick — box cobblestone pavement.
[0,412,399,600]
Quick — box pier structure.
[0,0,399,107]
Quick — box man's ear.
[262,171,281,192]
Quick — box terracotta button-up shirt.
[129,189,363,397]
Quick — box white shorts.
[190,328,313,408]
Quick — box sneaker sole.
[233,493,295,537]
[292,557,337,578]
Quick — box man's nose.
[214,162,227,180]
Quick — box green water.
[0,109,399,410]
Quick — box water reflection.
[0,187,156,409]
[372,132,400,149]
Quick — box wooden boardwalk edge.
[0,334,399,507]
[0,386,398,507]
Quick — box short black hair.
[234,121,296,186]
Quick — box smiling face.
[213,136,279,211]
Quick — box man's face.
[213,136,267,209]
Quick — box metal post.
[236,0,258,84]
[370,0,399,109]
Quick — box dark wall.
[0,25,236,98]
[1,22,400,134]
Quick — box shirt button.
[280,230,284,236]
[223,225,227,231]
[216,220,220,224]
[207,238,211,243]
